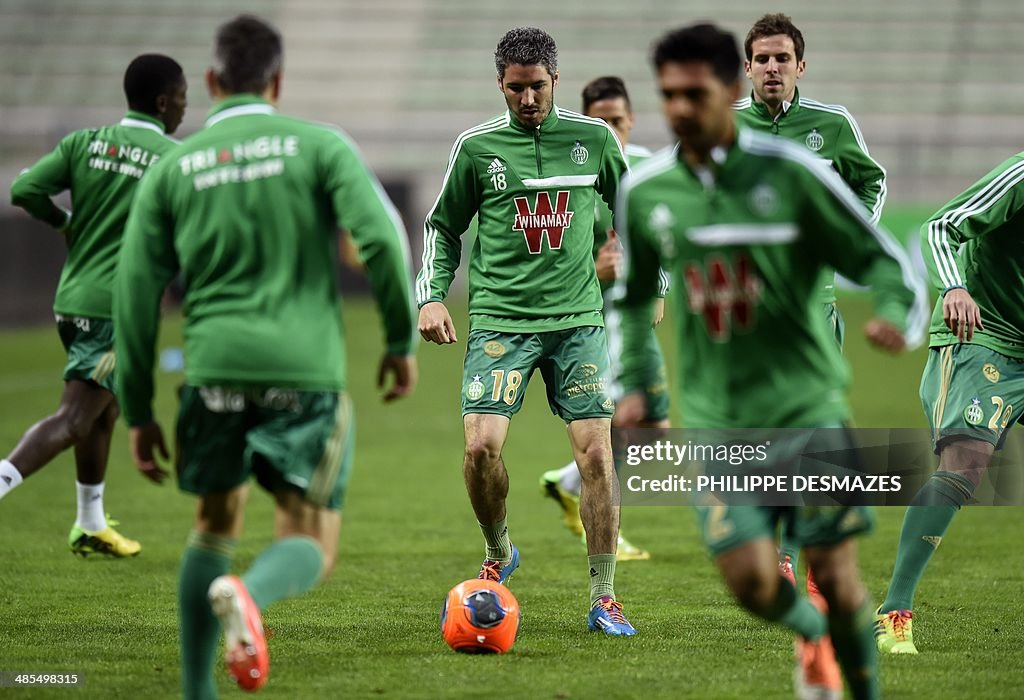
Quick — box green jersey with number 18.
[416,106,628,332]
[115,96,415,426]
[611,129,927,428]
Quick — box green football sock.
[179,531,236,700]
[241,536,324,610]
[588,554,616,606]
[829,598,880,700]
[478,518,511,564]
[765,576,827,640]
[881,470,974,613]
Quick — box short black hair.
[123,54,184,115]
[213,15,283,95]
[581,76,631,113]
[651,23,742,85]
[495,27,558,78]
[745,13,805,61]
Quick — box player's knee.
[576,441,613,477]
[464,440,502,470]
[53,407,94,443]
[727,566,777,614]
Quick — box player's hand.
[943,288,983,342]
[595,230,623,283]
[378,353,417,402]
[613,392,647,428]
[130,421,170,484]
[864,318,906,354]
[652,297,665,327]
[418,302,458,345]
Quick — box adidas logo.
[922,535,942,549]
[1,475,11,486]
[486,158,506,174]
[589,567,599,577]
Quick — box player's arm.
[834,114,887,224]
[114,165,177,481]
[608,173,663,424]
[9,132,77,231]
[921,154,1024,340]
[323,130,417,401]
[799,157,928,351]
[415,138,479,344]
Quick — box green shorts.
[695,503,874,557]
[639,328,670,423]
[56,315,116,393]
[175,386,354,510]
[461,326,613,421]
[825,302,845,349]
[921,344,1024,452]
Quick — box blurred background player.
[734,11,888,595]
[539,75,668,561]
[114,15,416,696]
[416,27,636,635]
[1,54,186,557]
[875,151,1024,654]
[612,23,927,698]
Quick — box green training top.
[734,89,887,304]
[922,152,1024,359]
[415,106,628,332]
[611,129,927,428]
[10,111,178,318]
[115,96,415,426]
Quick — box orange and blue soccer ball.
[440,579,520,654]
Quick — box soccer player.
[875,152,1024,654]
[2,54,187,557]
[416,27,636,635]
[539,76,667,561]
[735,11,888,588]
[114,16,416,695]
[611,23,927,697]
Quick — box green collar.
[747,87,801,122]
[119,110,166,134]
[205,95,276,127]
[507,105,559,133]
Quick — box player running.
[115,15,416,695]
[611,23,927,698]
[2,54,186,557]
[876,151,1024,654]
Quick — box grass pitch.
[1,297,1022,699]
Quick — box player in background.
[416,27,636,635]
[611,23,927,698]
[115,16,416,695]
[734,11,888,593]
[540,76,667,561]
[875,152,1024,654]
[2,54,186,557]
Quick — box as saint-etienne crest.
[805,129,824,152]
[466,374,485,401]
[570,141,589,165]
[963,398,984,426]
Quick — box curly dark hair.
[494,27,558,78]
